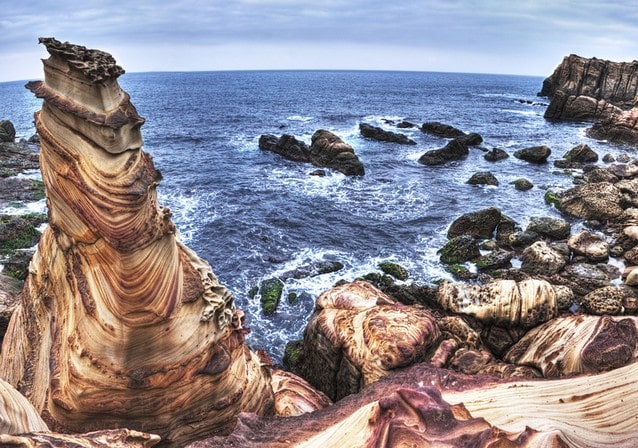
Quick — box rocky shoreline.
[1,41,638,447]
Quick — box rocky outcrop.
[514,145,551,163]
[310,129,365,175]
[541,54,638,145]
[420,121,465,138]
[0,120,16,143]
[259,133,311,162]
[554,143,598,168]
[0,37,331,446]
[358,123,416,145]
[447,207,502,239]
[418,139,469,165]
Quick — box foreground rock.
[0,37,328,446]
[359,123,416,145]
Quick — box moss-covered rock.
[378,261,409,280]
[439,235,480,264]
[512,178,533,191]
[259,277,284,316]
[445,263,477,280]
[0,215,42,255]
[282,340,303,371]
[2,249,34,280]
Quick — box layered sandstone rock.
[541,54,638,145]
[0,37,282,446]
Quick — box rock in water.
[309,129,365,175]
[0,37,278,445]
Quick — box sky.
[1,0,638,83]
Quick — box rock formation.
[358,122,416,145]
[540,54,638,145]
[259,130,365,175]
[0,37,325,446]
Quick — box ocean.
[0,70,633,361]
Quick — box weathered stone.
[568,231,609,262]
[359,123,416,145]
[378,261,409,280]
[558,182,625,222]
[259,134,311,162]
[447,207,502,239]
[467,171,498,186]
[514,145,551,164]
[526,216,571,240]
[520,241,567,276]
[455,132,483,146]
[310,129,365,176]
[0,120,16,143]
[512,178,533,191]
[418,139,469,165]
[439,235,480,264]
[484,147,509,162]
[420,121,465,138]
[584,167,619,184]
[581,286,633,315]
[474,249,513,271]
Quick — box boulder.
[467,171,498,186]
[525,216,571,240]
[484,147,509,162]
[581,286,635,315]
[514,145,551,164]
[512,178,533,191]
[474,249,513,271]
[520,241,567,276]
[0,120,16,143]
[447,207,502,239]
[259,134,311,162]
[359,123,416,145]
[584,167,619,184]
[396,120,417,128]
[378,261,409,280]
[310,129,365,176]
[554,143,599,168]
[439,235,480,264]
[558,263,615,297]
[436,279,558,328]
[588,108,638,146]
[568,231,609,262]
[420,121,465,138]
[259,277,284,315]
[558,182,625,222]
[418,139,469,165]
[506,315,638,377]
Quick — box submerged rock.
[512,178,533,191]
[359,123,416,145]
[467,171,498,186]
[484,147,509,161]
[418,139,469,165]
[420,121,465,138]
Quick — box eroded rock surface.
[0,37,284,446]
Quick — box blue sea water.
[0,70,634,361]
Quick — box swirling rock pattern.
[437,279,559,328]
[292,281,441,401]
[0,38,276,445]
[505,315,638,377]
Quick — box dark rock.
[447,207,502,239]
[484,148,509,162]
[359,123,416,145]
[0,141,40,178]
[475,249,513,271]
[418,139,468,166]
[512,178,533,191]
[0,120,16,143]
[27,133,40,144]
[608,163,638,178]
[584,167,619,184]
[420,121,465,138]
[602,153,615,163]
[495,214,520,247]
[310,129,365,176]
[397,121,417,128]
[439,235,480,264]
[0,273,22,346]
[280,261,345,281]
[526,216,571,240]
[309,169,326,176]
[514,145,551,164]
[588,109,638,146]
[563,143,598,163]
[444,264,477,281]
[467,171,498,186]
[259,134,311,162]
[557,263,616,297]
[2,248,35,280]
[454,132,483,146]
